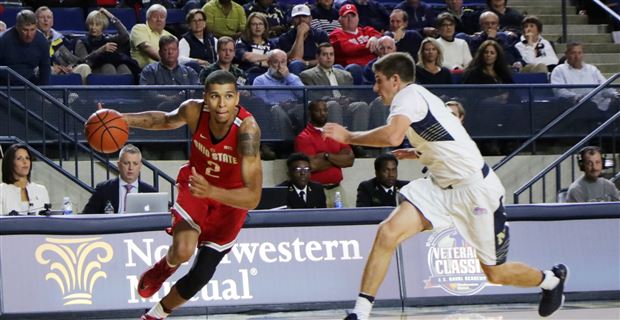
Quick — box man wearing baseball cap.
[277,4,329,75]
[329,4,381,83]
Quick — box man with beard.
[279,152,327,208]
[253,49,304,139]
[356,153,409,207]
[295,100,354,207]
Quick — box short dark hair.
[374,153,398,171]
[16,9,37,28]
[373,52,415,83]
[521,15,543,33]
[286,152,310,169]
[308,99,327,112]
[2,143,33,184]
[204,70,238,91]
[217,36,235,51]
[317,42,333,56]
[185,8,206,24]
[158,34,178,49]
[565,41,583,53]
[436,12,456,27]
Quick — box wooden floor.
[117,300,620,319]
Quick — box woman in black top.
[463,39,515,104]
[179,9,217,69]
[415,37,452,85]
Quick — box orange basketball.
[84,109,129,154]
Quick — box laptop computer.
[255,187,288,210]
[125,192,169,214]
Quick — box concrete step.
[576,53,620,63]
[544,24,608,34]
[513,6,576,15]
[595,63,620,73]
[537,14,589,25]
[555,43,620,53]
[546,33,613,43]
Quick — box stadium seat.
[104,8,137,32]
[140,8,185,25]
[86,73,134,85]
[0,6,29,28]
[50,7,86,33]
[513,72,549,84]
[49,73,82,85]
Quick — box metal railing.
[0,66,177,201]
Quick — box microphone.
[39,203,52,216]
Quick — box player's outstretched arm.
[106,100,199,131]
[189,117,263,210]
[323,115,410,147]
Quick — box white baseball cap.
[291,4,311,18]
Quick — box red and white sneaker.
[140,313,162,320]
[137,257,179,298]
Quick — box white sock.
[352,295,374,320]
[147,302,169,319]
[539,270,560,290]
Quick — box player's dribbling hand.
[321,122,350,143]
[392,148,419,160]
[189,167,211,198]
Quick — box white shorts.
[399,165,509,266]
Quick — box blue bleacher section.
[103,7,138,32]
[140,8,185,25]
[49,73,82,85]
[87,73,134,86]
[0,5,28,28]
[50,7,86,33]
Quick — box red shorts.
[170,165,248,252]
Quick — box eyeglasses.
[291,167,311,174]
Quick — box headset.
[577,146,606,171]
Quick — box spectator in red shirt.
[329,4,381,84]
[295,100,355,207]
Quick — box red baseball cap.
[339,4,358,17]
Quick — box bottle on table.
[62,197,73,215]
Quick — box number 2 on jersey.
[205,160,221,178]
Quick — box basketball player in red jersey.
[103,70,262,319]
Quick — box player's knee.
[376,223,400,250]
[171,244,195,264]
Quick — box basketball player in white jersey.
[322,52,568,320]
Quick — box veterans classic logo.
[424,228,489,295]
[35,237,113,305]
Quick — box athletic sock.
[147,302,169,319]
[352,292,375,320]
[539,270,560,290]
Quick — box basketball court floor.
[111,300,619,319]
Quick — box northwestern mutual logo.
[35,237,114,305]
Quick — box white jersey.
[387,84,484,188]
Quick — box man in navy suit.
[82,144,157,214]
[279,153,326,209]
[356,153,409,207]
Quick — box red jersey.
[329,26,381,66]
[188,105,252,189]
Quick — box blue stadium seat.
[140,8,185,25]
[104,8,138,32]
[0,6,29,28]
[87,73,134,85]
[49,73,82,85]
[513,72,549,84]
[50,7,86,33]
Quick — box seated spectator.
[199,36,247,85]
[343,0,390,32]
[384,9,423,62]
[435,12,472,71]
[363,35,396,85]
[202,0,246,38]
[140,35,200,107]
[445,100,465,124]
[253,49,304,138]
[278,152,327,208]
[36,6,91,84]
[485,0,523,34]
[83,144,157,214]
[130,4,174,69]
[514,15,559,72]
[415,37,452,85]
[0,20,6,33]
[462,39,515,104]
[444,0,480,34]
[329,4,381,83]
[234,12,275,81]
[74,8,140,79]
[310,0,341,34]
[295,100,355,207]
[243,0,287,37]
[278,4,329,75]
[566,146,619,202]
[356,153,409,207]
[458,11,530,72]
[550,42,620,111]
[0,144,50,215]
[179,9,218,70]
[394,0,437,37]
[0,10,50,85]
[300,42,371,135]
